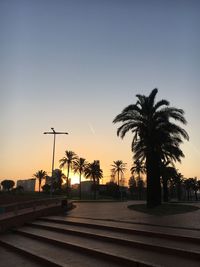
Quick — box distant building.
[81,181,93,193]
[71,183,79,190]
[17,178,36,191]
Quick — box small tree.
[42,184,50,194]
[190,177,199,201]
[73,157,88,200]
[137,177,145,200]
[111,160,126,186]
[52,169,66,192]
[184,178,193,201]
[128,176,137,199]
[106,182,119,199]
[59,150,78,195]
[33,170,47,193]
[1,180,15,191]
[85,161,103,199]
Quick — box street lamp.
[44,127,68,195]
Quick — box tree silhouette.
[1,180,15,191]
[160,162,178,202]
[173,172,184,201]
[130,160,145,179]
[111,160,127,186]
[59,150,78,194]
[85,161,103,199]
[128,176,137,199]
[33,170,47,193]
[52,169,66,192]
[73,157,88,199]
[113,88,189,207]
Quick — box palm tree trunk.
[79,171,82,200]
[177,182,182,201]
[39,179,41,194]
[162,178,169,202]
[92,175,96,200]
[195,190,198,201]
[146,152,161,208]
[117,171,120,186]
[67,164,70,196]
[187,189,190,201]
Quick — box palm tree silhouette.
[130,160,145,179]
[85,161,103,199]
[173,172,184,201]
[160,162,177,202]
[59,150,78,194]
[73,157,88,199]
[113,88,189,207]
[111,160,127,186]
[33,170,47,193]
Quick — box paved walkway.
[68,201,200,230]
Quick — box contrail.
[88,122,95,134]
[188,141,200,156]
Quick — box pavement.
[67,200,200,230]
[0,200,199,230]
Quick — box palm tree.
[59,150,78,193]
[73,157,88,199]
[160,162,178,202]
[85,161,103,199]
[33,170,47,193]
[130,160,145,200]
[190,177,199,201]
[111,160,127,186]
[130,160,145,179]
[173,172,184,201]
[113,88,189,207]
[184,178,193,201]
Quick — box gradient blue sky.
[0,0,200,184]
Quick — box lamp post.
[44,127,68,195]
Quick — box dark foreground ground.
[1,201,200,267]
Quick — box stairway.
[0,215,199,267]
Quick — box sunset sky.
[0,0,200,185]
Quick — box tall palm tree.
[73,157,88,199]
[85,161,103,199]
[59,150,78,193]
[111,160,127,186]
[33,170,47,193]
[113,88,189,207]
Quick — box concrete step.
[0,232,125,267]
[39,216,200,243]
[13,225,200,267]
[0,246,44,267]
[29,220,200,257]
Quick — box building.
[81,181,93,193]
[17,178,36,192]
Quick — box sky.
[0,0,200,185]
